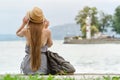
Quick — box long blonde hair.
[28,21,44,71]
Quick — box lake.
[0,40,120,74]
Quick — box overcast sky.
[0,0,120,34]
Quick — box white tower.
[85,15,91,39]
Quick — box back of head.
[27,7,45,71]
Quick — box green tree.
[75,6,99,28]
[75,6,99,37]
[75,6,89,28]
[113,5,120,34]
[98,11,112,33]
[81,25,99,38]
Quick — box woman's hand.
[16,16,28,36]
[23,16,29,25]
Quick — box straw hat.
[27,7,44,23]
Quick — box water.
[0,40,120,74]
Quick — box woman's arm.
[16,17,28,37]
[47,29,53,47]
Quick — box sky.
[0,0,120,34]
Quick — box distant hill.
[50,24,120,40]
[50,23,81,40]
[0,34,24,41]
[0,23,81,41]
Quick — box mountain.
[50,23,120,40]
[1,23,120,41]
[0,23,81,41]
[50,23,81,40]
[0,34,24,41]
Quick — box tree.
[75,6,99,28]
[75,6,114,38]
[81,25,99,38]
[98,11,112,33]
[75,6,99,37]
[113,5,120,34]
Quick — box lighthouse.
[85,15,91,39]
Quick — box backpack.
[46,50,75,75]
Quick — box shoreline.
[64,38,120,44]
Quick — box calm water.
[0,40,120,74]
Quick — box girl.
[16,7,53,75]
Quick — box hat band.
[29,16,44,23]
